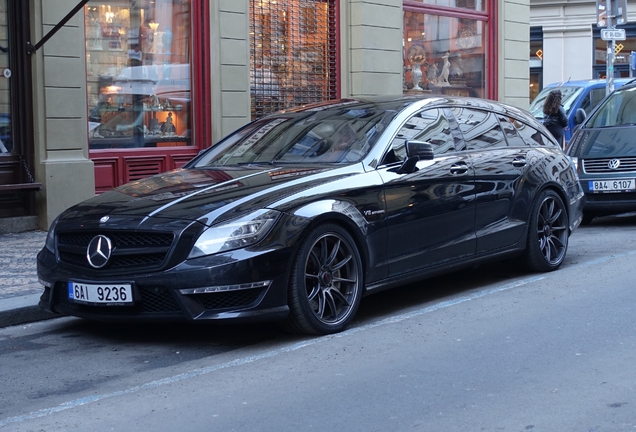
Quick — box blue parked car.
[530,78,633,144]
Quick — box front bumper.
[579,177,636,214]
[37,246,292,324]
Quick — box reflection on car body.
[38,95,584,335]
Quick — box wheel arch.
[289,200,372,285]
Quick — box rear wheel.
[281,224,363,335]
[522,190,569,272]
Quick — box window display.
[403,11,487,98]
[84,1,192,149]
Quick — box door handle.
[450,162,469,175]
[512,157,527,168]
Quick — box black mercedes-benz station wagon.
[38,96,584,335]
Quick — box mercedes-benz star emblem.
[608,159,621,170]
[86,235,113,269]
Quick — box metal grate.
[249,0,338,120]
[583,157,636,174]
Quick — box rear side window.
[449,107,507,151]
[497,115,528,147]
[588,88,607,114]
[385,108,455,163]
[512,120,554,147]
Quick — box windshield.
[529,86,584,119]
[194,107,398,167]
[586,86,636,128]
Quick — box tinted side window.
[449,107,507,150]
[497,115,528,147]
[512,119,553,147]
[589,88,607,113]
[385,108,455,163]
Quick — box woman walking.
[542,89,568,149]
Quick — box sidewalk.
[0,230,57,328]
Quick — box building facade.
[0,0,529,233]
[530,0,636,99]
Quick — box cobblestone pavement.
[0,231,47,300]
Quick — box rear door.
[448,107,531,253]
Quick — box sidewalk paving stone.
[0,231,55,327]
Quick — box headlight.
[44,216,60,253]
[188,209,280,258]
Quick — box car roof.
[543,78,635,89]
[281,94,532,121]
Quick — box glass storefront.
[84,1,192,149]
[403,7,488,98]
[0,1,11,156]
[593,35,636,79]
[529,28,543,102]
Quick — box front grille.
[194,288,265,310]
[53,283,181,315]
[583,157,636,174]
[57,231,174,272]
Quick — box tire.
[281,224,363,335]
[522,189,569,272]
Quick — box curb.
[0,293,58,328]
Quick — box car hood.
[60,165,360,226]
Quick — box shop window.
[407,0,485,11]
[84,1,192,150]
[403,11,487,98]
[249,0,338,120]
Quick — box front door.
[378,108,476,277]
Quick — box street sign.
[601,28,626,40]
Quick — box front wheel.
[522,190,569,272]
[281,224,363,335]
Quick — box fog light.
[179,280,271,295]
[38,278,53,288]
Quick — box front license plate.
[589,179,635,192]
[68,282,133,305]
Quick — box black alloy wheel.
[282,224,363,335]
[523,189,569,272]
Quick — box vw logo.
[100,216,110,223]
[608,159,621,170]
[86,235,113,269]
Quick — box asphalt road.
[1,214,636,431]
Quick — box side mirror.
[393,140,434,174]
[575,108,587,125]
[406,140,434,160]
